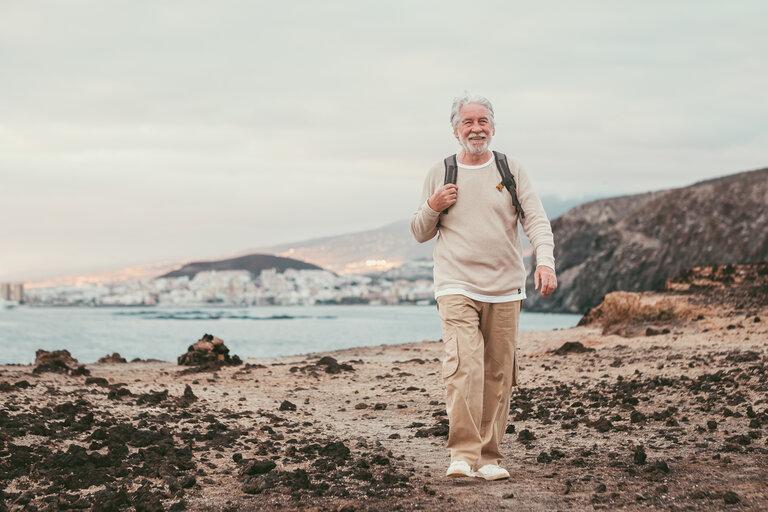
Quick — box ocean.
[0,305,581,365]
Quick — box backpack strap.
[492,151,526,219]
[443,154,458,185]
[441,154,458,214]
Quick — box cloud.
[0,1,766,280]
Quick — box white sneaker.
[446,460,474,478]
[475,464,510,481]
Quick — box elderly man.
[410,93,557,480]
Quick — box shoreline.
[0,306,581,367]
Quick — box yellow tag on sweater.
[496,182,505,191]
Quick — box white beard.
[460,135,490,155]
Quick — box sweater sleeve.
[516,163,556,270]
[410,169,441,243]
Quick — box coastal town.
[16,260,438,307]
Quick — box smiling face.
[454,103,495,155]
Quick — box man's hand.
[534,265,558,297]
[427,184,458,212]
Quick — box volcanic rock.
[592,417,613,433]
[178,384,197,407]
[633,445,647,465]
[70,365,91,376]
[32,349,81,375]
[537,449,565,463]
[91,485,131,511]
[316,356,355,374]
[182,384,197,401]
[552,342,595,356]
[108,385,133,400]
[518,429,536,443]
[84,377,109,387]
[177,333,242,370]
[414,419,449,438]
[643,460,671,481]
[136,389,169,405]
[245,459,277,476]
[97,352,127,364]
[318,441,351,461]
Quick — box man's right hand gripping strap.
[442,154,458,214]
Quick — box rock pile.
[97,352,127,363]
[32,349,90,376]
[177,333,242,372]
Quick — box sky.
[1,1,766,281]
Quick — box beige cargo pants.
[436,294,521,468]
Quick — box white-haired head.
[450,93,495,129]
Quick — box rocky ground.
[1,273,767,511]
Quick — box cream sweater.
[410,153,555,300]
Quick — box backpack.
[442,151,526,218]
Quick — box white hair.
[450,93,495,129]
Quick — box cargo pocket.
[442,331,459,379]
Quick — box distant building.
[13,284,23,302]
[0,283,24,303]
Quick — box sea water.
[0,305,581,365]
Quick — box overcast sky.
[1,1,766,281]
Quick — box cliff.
[525,167,768,313]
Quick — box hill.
[158,254,324,279]
[525,167,768,313]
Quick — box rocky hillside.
[525,167,768,313]
[158,254,323,280]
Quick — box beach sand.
[1,289,767,511]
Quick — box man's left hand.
[534,266,558,297]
